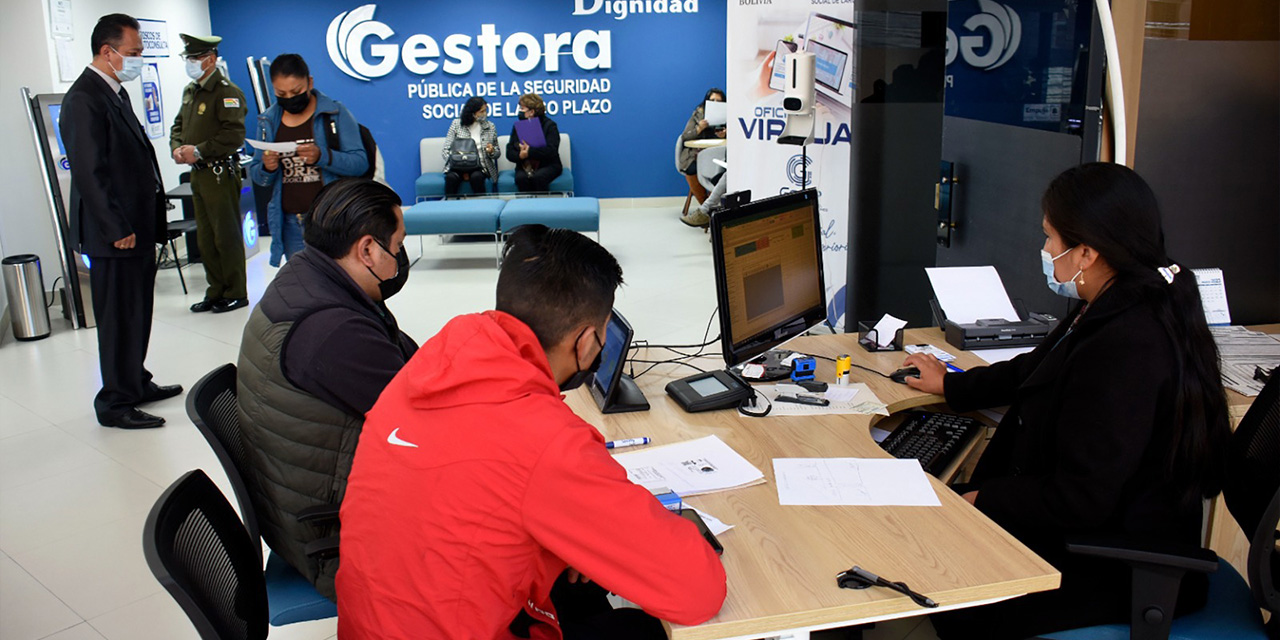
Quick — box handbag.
[448,136,481,173]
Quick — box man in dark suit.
[60,14,182,429]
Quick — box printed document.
[613,435,765,496]
[773,458,941,507]
[925,266,1020,325]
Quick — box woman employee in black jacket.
[905,163,1230,639]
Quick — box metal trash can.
[2,254,51,341]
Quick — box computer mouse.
[889,367,921,384]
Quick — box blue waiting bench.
[403,196,599,267]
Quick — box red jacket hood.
[397,310,560,411]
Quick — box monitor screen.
[711,190,827,366]
[808,40,848,93]
[592,310,631,398]
[47,104,66,157]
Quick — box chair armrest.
[1066,536,1219,640]
[296,504,340,524]
[1066,535,1220,574]
[304,535,339,559]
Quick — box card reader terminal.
[665,369,754,413]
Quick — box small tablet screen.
[688,375,729,397]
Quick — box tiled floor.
[0,204,932,639]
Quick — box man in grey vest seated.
[237,178,417,601]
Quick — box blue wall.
[208,1,726,200]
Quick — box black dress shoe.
[101,409,166,429]
[141,384,184,404]
[191,298,220,313]
[212,298,249,313]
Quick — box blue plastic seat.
[264,551,338,626]
[500,197,599,235]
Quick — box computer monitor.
[589,309,650,414]
[710,189,827,367]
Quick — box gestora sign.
[327,4,613,81]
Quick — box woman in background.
[505,93,562,193]
[248,53,368,266]
[677,88,726,207]
[441,96,499,196]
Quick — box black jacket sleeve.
[527,118,561,164]
[972,314,1175,536]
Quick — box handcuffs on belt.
[193,156,240,183]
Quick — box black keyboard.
[879,412,982,477]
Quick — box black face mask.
[559,327,604,392]
[366,240,409,300]
[277,90,311,115]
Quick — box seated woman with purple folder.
[504,93,563,193]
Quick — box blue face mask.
[110,47,144,82]
[1041,247,1082,299]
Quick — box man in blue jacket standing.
[247,53,368,266]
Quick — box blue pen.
[606,437,651,449]
[945,363,965,373]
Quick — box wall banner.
[727,0,855,329]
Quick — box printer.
[930,300,1060,350]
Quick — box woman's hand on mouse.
[901,354,947,395]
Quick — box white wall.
[0,0,212,300]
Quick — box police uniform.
[170,34,249,312]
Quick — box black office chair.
[143,469,269,640]
[185,364,338,626]
[1043,370,1280,640]
[160,219,199,295]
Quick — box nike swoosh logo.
[387,428,418,448]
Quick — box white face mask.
[185,57,207,81]
[110,47,144,82]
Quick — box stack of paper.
[773,458,940,507]
[613,435,765,496]
[1211,326,1280,397]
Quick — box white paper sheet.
[871,313,907,348]
[613,436,765,497]
[246,139,298,154]
[690,507,734,535]
[773,458,941,507]
[745,383,888,418]
[703,100,728,126]
[1193,268,1231,326]
[974,346,1035,365]
[925,266,1020,325]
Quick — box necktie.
[119,87,162,192]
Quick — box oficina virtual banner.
[727,0,855,330]
[209,0,727,199]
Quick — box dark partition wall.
[844,1,949,329]
[931,0,1103,321]
[1134,40,1280,325]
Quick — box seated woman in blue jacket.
[904,163,1230,639]
[247,54,368,266]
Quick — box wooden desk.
[564,329,1059,640]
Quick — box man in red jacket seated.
[336,225,727,639]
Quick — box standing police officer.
[170,33,249,313]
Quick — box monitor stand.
[730,349,796,382]
[601,374,651,414]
